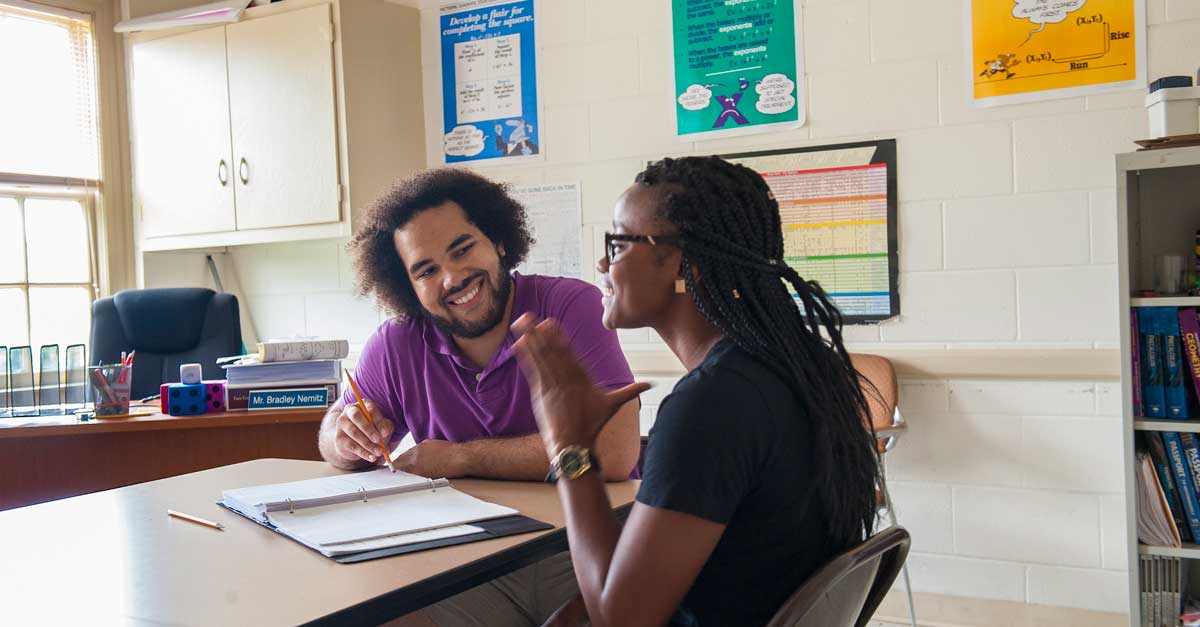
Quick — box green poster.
[672,0,804,139]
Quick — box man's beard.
[427,270,513,339]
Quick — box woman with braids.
[511,155,883,627]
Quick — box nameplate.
[247,388,330,410]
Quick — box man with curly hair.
[318,168,640,485]
[318,169,638,626]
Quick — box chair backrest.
[849,353,898,434]
[766,526,911,627]
[89,288,243,399]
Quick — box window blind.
[0,1,100,181]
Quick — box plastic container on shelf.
[1146,76,1200,139]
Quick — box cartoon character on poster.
[677,74,798,131]
[671,0,804,139]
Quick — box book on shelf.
[218,468,551,563]
[1139,555,1185,627]
[1160,432,1200,540]
[1141,556,1149,627]
[1146,432,1192,542]
[1134,309,1145,417]
[1161,308,1192,419]
[1137,451,1182,547]
[1141,307,1168,418]
[1179,432,1200,520]
[1180,307,1200,413]
[257,339,350,363]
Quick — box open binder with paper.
[219,469,551,563]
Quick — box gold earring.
[674,279,686,294]
[732,289,741,300]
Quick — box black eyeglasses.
[604,232,684,265]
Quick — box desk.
[0,406,326,510]
[0,458,638,626]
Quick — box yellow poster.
[969,0,1144,106]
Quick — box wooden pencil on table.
[167,509,224,531]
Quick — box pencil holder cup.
[88,363,132,416]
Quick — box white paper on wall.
[510,182,582,279]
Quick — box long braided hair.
[636,156,882,550]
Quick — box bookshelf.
[1119,145,1200,624]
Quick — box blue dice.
[167,383,207,416]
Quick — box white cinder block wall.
[141,0,1200,614]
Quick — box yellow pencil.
[343,368,396,472]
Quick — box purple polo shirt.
[344,272,634,447]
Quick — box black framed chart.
[722,139,899,324]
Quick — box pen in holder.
[88,363,132,416]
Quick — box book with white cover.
[219,469,549,561]
[257,339,351,363]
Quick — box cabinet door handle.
[239,158,249,185]
[218,160,228,186]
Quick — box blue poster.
[440,0,540,164]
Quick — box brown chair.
[766,526,912,627]
[849,353,907,453]
[850,353,916,627]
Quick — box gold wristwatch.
[546,445,600,483]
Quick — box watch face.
[561,454,584,475]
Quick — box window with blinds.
[0,1,101,384]
[0,1,100,181]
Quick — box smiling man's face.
[393,200,511,339]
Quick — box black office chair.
[766,526,911,627]
[90,288,243,400]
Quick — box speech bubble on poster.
[755,73,796,115]
[1012,0,1086,44]
[444,125,485,157]
[678,84,713,111]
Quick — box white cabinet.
[127,0,424,251]
[225,4,339,230]
[129,26,235,238]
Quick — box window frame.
[0,186,100,350]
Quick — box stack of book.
[1139,555,1186,627]
[1134,306,1200,556]
[1138,433,1194,548]
[221,339,349,411]
[1132,307,1200,420]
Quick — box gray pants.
[390,552,579,627]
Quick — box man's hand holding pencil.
[335,369,397,472]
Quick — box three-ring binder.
[217,468,549,563]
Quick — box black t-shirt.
[636,339,833,626]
